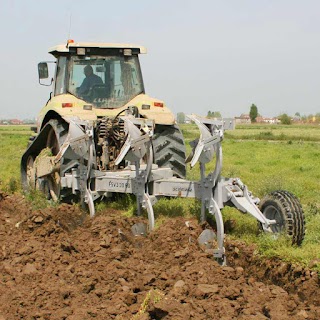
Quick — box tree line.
[249,104,320,124]
[176,104,320,124]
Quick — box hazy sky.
[0,0,319,119]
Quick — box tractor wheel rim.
[264,205,284,233]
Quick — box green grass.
[226,123,320,141]
[1,123,320,271]
[0,125,32,191]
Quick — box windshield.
[68,55,144,108]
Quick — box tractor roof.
[49,42,147,55]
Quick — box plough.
[25,113,289,264]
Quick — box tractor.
[21,40,305,264]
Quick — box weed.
[25,189,57,210]
[8,177,18,193]
[131,289,165,319]
[154,198,195,218]
[259,131,274,139]
[306,203,320,216]
[95,194,136,212]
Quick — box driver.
[77,65,103,96]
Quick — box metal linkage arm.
[213,178,276,232]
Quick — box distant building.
[10,119,23,125]
[235,114,251,124]
[292,116,301,123]
[256,116,279,124]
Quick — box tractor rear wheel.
[259,190,305,245]
[152,124,186,178]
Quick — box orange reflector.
[154,102,164,107]
[67,39,75,44]
[62,103,73,108]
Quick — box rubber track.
[260,190,305,245]
[152,125,187,178]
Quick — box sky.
[0,0,319,119]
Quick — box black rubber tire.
[259,190,305,245]
[152,124,187,178]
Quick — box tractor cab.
[39,41,146,109]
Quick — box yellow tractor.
[23,40,186,197]
[21,41,305,264]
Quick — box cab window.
[54,57,67,95]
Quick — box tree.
[249,104,258,122]
[176,112,185,124]
[295,112,301,117]
[213,111,222,118]
[207,111,222,119]
[279,113,292,125]
[307,114,314,123]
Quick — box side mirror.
[38,62,49,79]
[38,61,55,86]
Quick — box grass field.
[226,123,320,141]
[1,123,320,270]
[0,125,32,192]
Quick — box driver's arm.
[77,78,89,95]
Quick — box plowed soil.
[0,191,319,320]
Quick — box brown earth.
[0,191,319,320]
